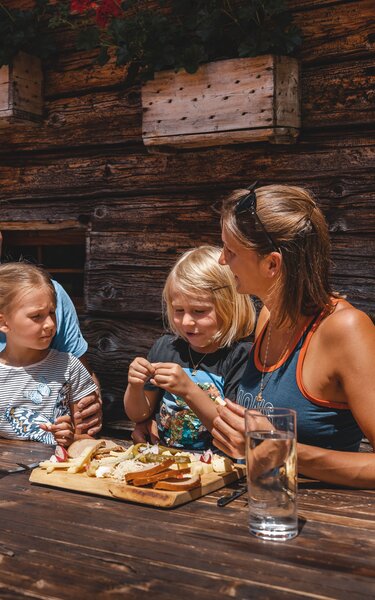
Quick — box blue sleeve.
[50,281,88,358]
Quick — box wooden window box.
[0,52,43,126]
[142,55,300,149]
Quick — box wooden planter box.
[0,52,43,126]
[142,55,300,149]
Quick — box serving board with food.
[29,439,246,508]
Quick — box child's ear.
[0,313,9,334]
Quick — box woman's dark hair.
[221,185,337,326]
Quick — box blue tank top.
[237,310,363,451]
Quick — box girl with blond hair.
[0,262,97,446]
[124,245,255,451]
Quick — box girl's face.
[0,286,56,352]
[219,223,269,298]
[170,290,222,353]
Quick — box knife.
[217,484,247,507]
[16,462,41,471]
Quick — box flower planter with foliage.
[0,0,302,139]
[141,54,300,149]
[0,52,43,126]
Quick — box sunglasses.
[234,183,280,253]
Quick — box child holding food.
[0,262,97,446]
[124,245,255,451]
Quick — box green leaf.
[76,27,100,51]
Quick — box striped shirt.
[0,349,97,445]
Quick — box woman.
[212,184,375,488]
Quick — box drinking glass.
[245,408,298,541]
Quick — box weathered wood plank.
[292,0,375,64]
[1,184,374,234]
[0,87,141,151]
[0,135,374,199]
[86,231,220,316]
[81,317,163,420]
[1,467,375,600]
[302,57,375,128]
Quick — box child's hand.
[128,357,155,386]
[131,419,160,444]
[151,362,192,396]
[40,415,74,447]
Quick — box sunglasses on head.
[234,182,280,253]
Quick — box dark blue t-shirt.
[237,316,363,451]
[145,334,252,450]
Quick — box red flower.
[70,0,97,14]
[95,0,123,27]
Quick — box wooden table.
[0,439,374,600]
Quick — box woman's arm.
[297,443,375,488]
[298,307,375,487]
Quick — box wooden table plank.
[0,441,374,599]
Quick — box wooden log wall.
[0,0,374,424]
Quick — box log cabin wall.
[0,0,374,426]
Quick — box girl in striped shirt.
[0,262,97,446]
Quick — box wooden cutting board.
[29,464,246,508]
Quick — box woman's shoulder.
[318,300,375,347]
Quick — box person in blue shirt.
[0,232,102,436]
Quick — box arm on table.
[297,308,375,487]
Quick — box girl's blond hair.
[163,245,255,347]
[221,185,337,326]
[0,262,56,314]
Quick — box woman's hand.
[211,399,246,459]
[40,415,74,447]
[131,419,160,444]
[151,362,193,397]
[128,357,155,387]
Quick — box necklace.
[255,320,294,403]
[188,346,209,376]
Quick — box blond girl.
[0,263,97,446]
[124,245,255,450]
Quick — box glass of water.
[245,408,298,541]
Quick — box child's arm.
[124,357,161,422]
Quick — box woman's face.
[219,224,267,297]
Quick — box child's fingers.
[55,430,74,447]
[54,415,72,425]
